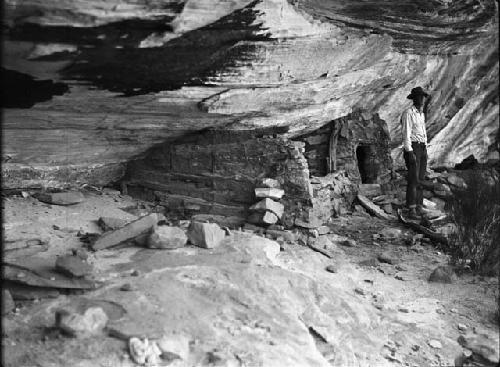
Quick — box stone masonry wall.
[296,111,393,185]
[124,130,314,228]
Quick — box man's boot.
[406,207,420,220]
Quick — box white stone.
[428,339,442,349]
[157,334,190,360]
[147,225,188,249]
[129,337,162,366]
[250,198,284,218]
[187,221,226,249]
[259,178,281,189]
[255,188,285,200]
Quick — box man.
[401,86,431,219]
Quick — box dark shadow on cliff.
[0,68,69,108]
[6,0,270,96]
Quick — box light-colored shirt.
[401,105,427,151]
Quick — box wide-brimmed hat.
[407,86,429,100]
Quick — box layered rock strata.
[2,0,498,188]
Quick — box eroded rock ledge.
[2,0,498,188]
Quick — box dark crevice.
[1,68,69,108]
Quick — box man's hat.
[407,86,429,100]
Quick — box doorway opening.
[356,145,378,183]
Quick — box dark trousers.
[403,142,427,208]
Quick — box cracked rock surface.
[2,191,498,367]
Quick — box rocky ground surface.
[2,189,499,367]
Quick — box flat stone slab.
[36,191,85,206]
[357,194,392,220]
[92,213,160,251]
[55,255,93,278]
[255,188,285,200]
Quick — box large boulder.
[187,222,226,249]
[147,226,188,249]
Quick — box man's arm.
[401,111,413,152]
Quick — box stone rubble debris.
[187,221,226,249]
[56,307,108,338]
[147,225,188,249]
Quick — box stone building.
[124,110,392,228]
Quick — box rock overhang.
[2,0,498,188]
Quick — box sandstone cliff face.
[2,0,498,188]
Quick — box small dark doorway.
[356,145,378,183]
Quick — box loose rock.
[428,339,442,349]
[187,221,226,249]
[325,265,337,273]
[377,252,397,265]
[98,216,128,231]
[354,287,366,295]
[258,178,281,189]
[55,255,93,278]
[120,283,133,291]
[129,337,162,366]
[147,225,188,249]
[328,233,357,247]
[248,211,279,225]
[56,307,108,338]
[157,334,190,361]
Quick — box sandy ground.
[2,190,499,367]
